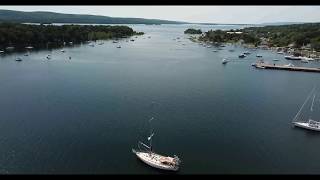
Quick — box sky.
[0,6,319,24]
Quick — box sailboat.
[132,117,181,171]
[292,87,320,131]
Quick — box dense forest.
[184,28,202,34]
[0,10,185,25]
[242,23,320,50]
[199,23,320,51]
[199,29,261,46]
[0,23,144,50]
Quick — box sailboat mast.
[311,94,316,112]
[292,87,316,122]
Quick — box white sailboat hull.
[293,122,320,131]
[133,151,179,171]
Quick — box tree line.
[0,23,144,50]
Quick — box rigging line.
[292,86,316,123]
[311,94,316,112]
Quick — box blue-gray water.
[0,24,320,174]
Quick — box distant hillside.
[0,9,186,24]
[260,22,311,26]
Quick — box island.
[184,28,202,34]
[0,23,144,50]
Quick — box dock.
[253,62,320,73]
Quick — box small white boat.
[256,54,262,57]
[302,57,314,61]
[0,50,4,53]
[6,46,14,50]
[285,55,301,60]
[117,46,121,48]
[61,49,65,52]
[256,66,265,69]
[206,45,211,48]
[222,58,229,64]
[284,63,294,67]
[25,46,34,49]
[239,54,246,58]
[277,51,284,54]
[273,59,279,61]
[132,117,181,171]
[243,51,250,55]
[112,40,119,43]
[24,53,29,56]
[15,57,22,61]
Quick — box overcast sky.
[0,6,319,24]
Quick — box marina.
[0,23,320,174]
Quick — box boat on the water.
[6,46,14,51]
[284,63,294,67]
[25,46,34,49]
[15,57,22,61]
[222,58,229,64]
[132,117,181,171]
[292,87,320,131]
[243,51,250,55]
[285,55,302,60]
[61,49,65,52]
[293,120,320,131]
[117,45,121,48]
[256,54,262,57]
[273,59,279,61]
[301,57,315,61]
[277,51,284,54]
[239,54,246,58]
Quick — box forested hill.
[0,9,186,24]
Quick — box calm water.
[0,24,320,174]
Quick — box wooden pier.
[253,63,320,73]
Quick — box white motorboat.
[238,54,246,58]
[277,51,284,54]
[132,117,181,171]
[284,63,294,67]
[15,57,22,61]
[302,57,315,61]
[222,58,229,64]
[61,49,65,52]
[256,54,262,57]
[285,55,301,60]
[117,45,121,48]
